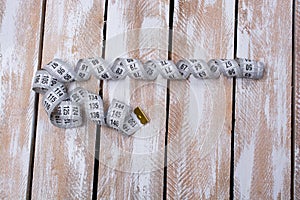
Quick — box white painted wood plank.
[167,0,235,199]
[0,0,44,199]
[234,0,292,199]
[32,0,105,199]
[97,0,169,199]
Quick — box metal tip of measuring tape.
[134,107,149,125]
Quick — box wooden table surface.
[0,0,297,199]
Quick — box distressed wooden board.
[32,0,105,199]
[167,0,234,199]
[97,0,169,199]
[234,0,292,199]
[0,0,44,199]
[295,0,300,198]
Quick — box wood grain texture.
[32,0,105,199]
[167,0,235,199]
[97,0,169,199]
[234,0,292,199]
[295,0,300,198]
[0,0,43,199]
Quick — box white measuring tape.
[106,99,148,135]
[32,57,264,134]
[44,57,263,82]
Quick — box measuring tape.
[71,57,264,81]
[32,57,264,134]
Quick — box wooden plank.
[0,0,44,199]
[234,0,292,199]
[167,0,235,199]
[97,0,169,199]
[295,0,300,198]
[32,0,105,199]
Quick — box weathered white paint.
[235,135,255,198]
[235,0,292,199]
[32,0,105,199]
[0,0,22,117]
[167,0,235,199]
[97,0,169,199]
[0,0,43,199]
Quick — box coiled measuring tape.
[105,99,149,135]
[32,57,264,134]
[70,57,264,81]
